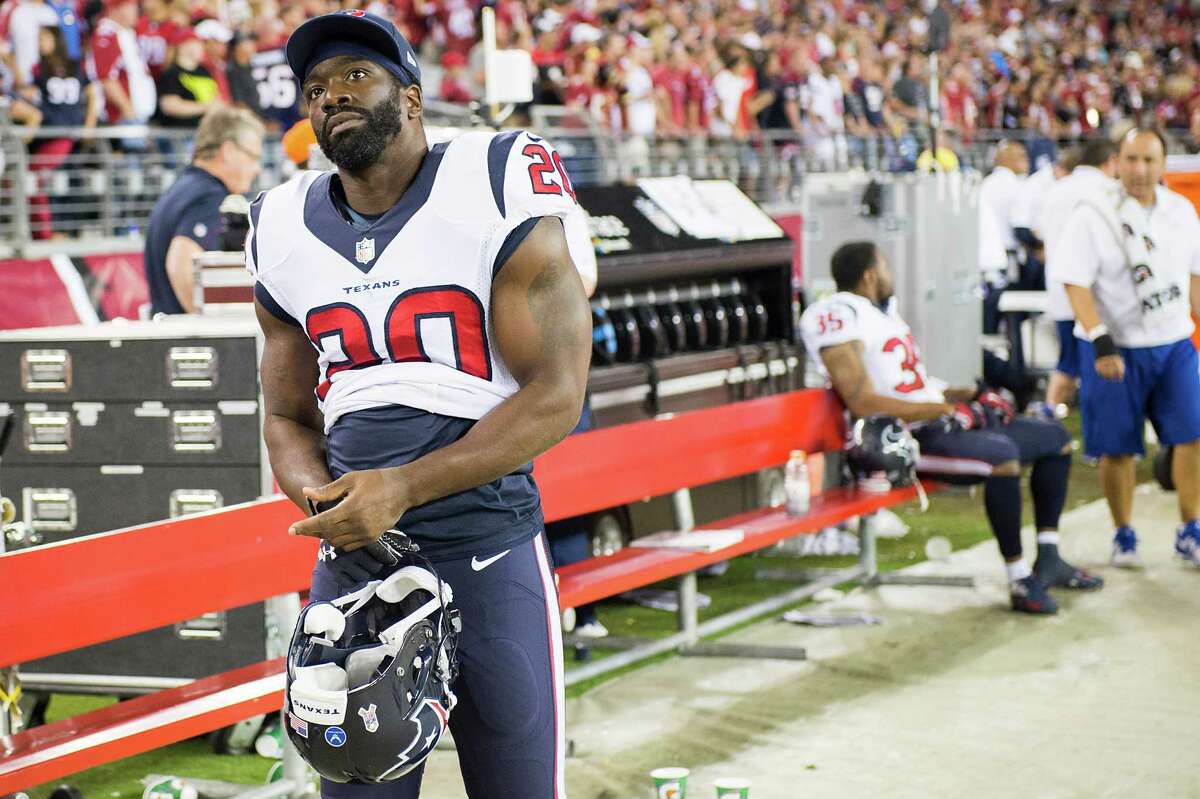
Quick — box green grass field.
[22,417,1154,799]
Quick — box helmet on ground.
[845,414,921,487]
[285,563,461,783]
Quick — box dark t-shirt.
[34,64,89,127]
[144,165,226,314]
[155,63,218,127]
[227,61,266,118]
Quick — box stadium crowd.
[3,0,1200,147]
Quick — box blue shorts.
[913,417,1070,485]
[1055,320,1081,378]
[312,533,565,799]
[1077,337,1200,458]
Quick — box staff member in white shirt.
[978,140,1028,334]
[1058,128,1200,569]
[1038,140,1117,416]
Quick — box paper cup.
[713,777,751,798]
[650,767,690,798]
[924,535,952,561]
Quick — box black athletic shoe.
[1034,555,1105,590]
[1010,575,1059,615]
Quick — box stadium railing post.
[670,487,700,649]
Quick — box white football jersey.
[800,292,945,403]
[246,130,580,432]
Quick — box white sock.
[1037,532,1060,546]
[1006,559,1031,583]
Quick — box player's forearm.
[1190,274,1200,318]
[1063,283,1101,332]
[385,377,584,510]
[847,392,952,424]
[264,414,333,512]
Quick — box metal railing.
[3,108,1172,257]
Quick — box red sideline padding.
[0,659,285,795]
[558,485,916,608]
[536,389,845,521]
[0,390,843,667]
[0,500,311,668]
[0,259,82,330]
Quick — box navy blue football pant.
[913,417,1070,483]
[311,532,566,799]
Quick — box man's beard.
[316,87,405,173]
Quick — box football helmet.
[285,557,461,784]
[845,415,921,487]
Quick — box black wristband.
[1093,334,1118,360]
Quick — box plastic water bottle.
[785,450,811,516]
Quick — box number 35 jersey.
[800,292,945,404]
[245,130,581,558]
[246,129,580,431]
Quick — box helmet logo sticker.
[358,703,380,733]
[325,726,347,747]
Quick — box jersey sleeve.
[497,130,579,222]
[172,191,222,250]
[800,298,863,352]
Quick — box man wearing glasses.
[144,106,265,314]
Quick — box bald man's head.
[1118,128,1166,205]
[993,141,1029,176]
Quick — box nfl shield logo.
[355,238,375,265]
[358,703,380,733]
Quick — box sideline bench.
[0,389,928,793]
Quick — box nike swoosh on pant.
[471,549,511,571]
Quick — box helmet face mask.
[285,564,461,784]
[845,415,921,487]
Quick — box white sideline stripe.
[918,455,995,477]
[0,672,284,776]
[49,254,100,325]
[532,535,566,799]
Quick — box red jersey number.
[305,287,490,400]
[883,334,926,394]
[815,311,844,335]
[523,143,576,203]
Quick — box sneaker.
[1111,526,1142,568]
[573,620,610,639]
[1010,575,1059,615]
[1175,521,1200,568]
[1033,554,1105,590]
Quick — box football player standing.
[248,11,591,797]
[802,241,1103,615]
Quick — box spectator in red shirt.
[88,0,157,123]
[136,0,178,80]
[653,46,691,135]
[438,49,473,103]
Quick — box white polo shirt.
[1012,164,1057,234]
[1056,184,1200,348]
[1040,166,1115,321]
[978,166,1024,279]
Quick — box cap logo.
[343,9,365,15]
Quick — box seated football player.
[800,241,1104,615]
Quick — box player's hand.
[288,469,413,551]
[1096,354,1125,382]
[948,401,986,431]
[974,386,1015,424]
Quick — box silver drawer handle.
[21,349,71,392]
